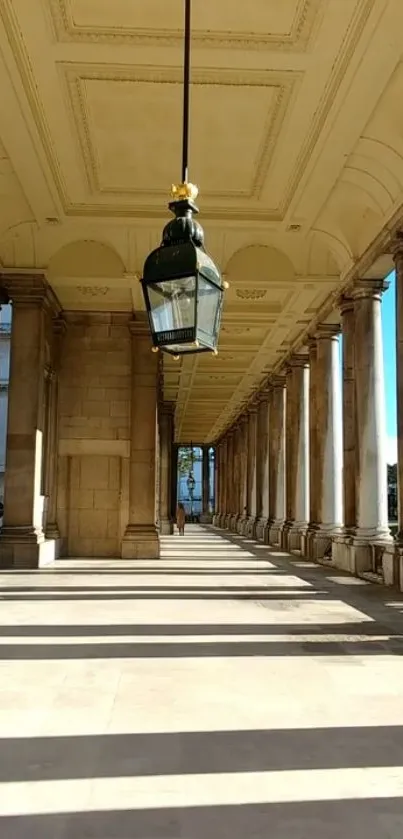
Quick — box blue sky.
[382,270,397,464]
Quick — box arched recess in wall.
[321,179,386,259]
[48,239,131,312]
[0,221,39,269]
[220,244,295,348]
[224,243,295,293]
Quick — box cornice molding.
[0,272,61,315]
[48,0,319,52]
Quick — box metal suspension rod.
[181,0,191,184]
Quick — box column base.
[266,519,283,546]
[0,526,58,569]
[237,515,247,535]
[255,517,268,542]
[230,513,239,533]
[212,513,221,527]
[331,532,354,573]
[245,516,257,539]
[281,520,293,550]
[282,521,307,552]
[310,527,339,561]
[199,513,213,524]
[121,525,160,559]
[223,514,232,530]
[305,524,318,560]
[381,543,400,587]
[159,519,174,536]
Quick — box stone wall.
[56,313,131,557]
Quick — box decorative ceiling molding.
[48,0,320,52]
[76,285,109,296]
[235,288,268,300]
[61,63,300,203]
[0,0,376,223]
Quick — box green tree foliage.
[178,447,193,476]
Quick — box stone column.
[171,444,178,522]
[159,402,174,535]
[122,317,159,559]
[306,338,319,558]
[283,355,309,552]
[312,325,343,559]
[351,279,392,571]
[224,431,234,528]
[238,415,248,533]
[230,424,240,531]
[220,437,228,527]
[213,441,221,526]
[256,394,270,541]
[200,445,211,523]
[267,376,286,545]
[332,296,358,572]
[44,316,66,546]
[341,296,357,532]
[0,274,61,568]
[213,445,218,518]
[394,243,403,548]
[245,406,258,537]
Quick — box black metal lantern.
[186,471,196,494]
[141,0,227,357]
[186,469,196,520]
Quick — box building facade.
[2,3,403,588]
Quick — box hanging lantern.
[141,0,227,356]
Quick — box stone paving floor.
[2,526,403,836]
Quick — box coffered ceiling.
[0,0,403,441]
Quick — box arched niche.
[225,244,295,284]
[48,239,125,280]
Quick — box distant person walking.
[176,502,186,536]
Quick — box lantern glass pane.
[196,277,222,346]
[148,276,196,335]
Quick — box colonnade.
[213,273,403,587]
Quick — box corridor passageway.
[2,526,403,836]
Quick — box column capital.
[256,387,271,405]
[351,278,389,301]
[315,322,341,340]
[390,231,403,263]
[339,294,355,315]
[160,400,175,418]
[1,272,61,315]
[287,352,309,369]
[269,373,286,389]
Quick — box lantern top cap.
[171,182,199,202]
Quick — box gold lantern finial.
[170,182,199,202]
